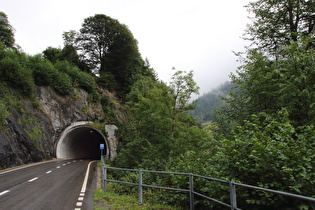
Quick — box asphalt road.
[0,159,98,210]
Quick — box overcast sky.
[2,0,251,96]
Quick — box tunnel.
[56,122,109,159]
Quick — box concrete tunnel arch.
[56,122,109,159]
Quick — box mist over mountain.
[190,81,235,123]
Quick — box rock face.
[105,124,119,161]
[0,86,122,169]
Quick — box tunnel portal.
[56,122,109,159]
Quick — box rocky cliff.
[0,86,124,169]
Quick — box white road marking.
[63,164,66,166]
[28,177,38,182]
[80,161,97,193]
[57,166,61,169]
[46,170,52,174]
[73,160,76,163]
[75,160,97,209]
[67,162,70,164]
[0,190,10,196]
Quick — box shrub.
[0,100,7,126]
[0,56,34,96]
[29,55,57,86]
[52,71,72,95]
[212,111,315,209]
[54,60,96,93]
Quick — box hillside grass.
[94,188,177,210]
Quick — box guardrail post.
[189,173,194,210]
[229,181,237,210]
[103,165,107,193]
[138,170,143,205]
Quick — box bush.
[0,55,34,96]
[77,71,95,93]
[0,100,7,126]
[29,55,57,86]
[52,71,72,95]
[97,72,117,90]
[54,60,96,93]
[212,111,315,209]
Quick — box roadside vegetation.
[1,0,315,209]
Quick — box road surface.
[0,159,98,210]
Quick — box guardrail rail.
[100,158,315,210]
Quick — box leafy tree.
[116,76,174,169]
[42,47,62,63]
[227,37,315,126]
[169,69,199,137]
[76,14,120,72]
[0,12,15,48]
[76,14,149,96]
[116,70,201,169]
[43,45,89,72]
[245,0,315,57]
[212,111,315,209]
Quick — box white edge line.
[80,161,97,193]
[0,190,10,196]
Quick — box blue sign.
[100,144,105,149]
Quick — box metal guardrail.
[100,158,315,210]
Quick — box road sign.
[100,144,105,149]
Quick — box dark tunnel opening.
[56,125,108,159]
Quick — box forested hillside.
[1,0,315,209]
[189,81,235,123]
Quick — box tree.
[245,0,315,57]
[116,76,174,169]
[227,37,315,126]
[0,12,15,48]
[169,69,199,137]
[224,0,315,126]
[213,111,315,209]
[76,14,149,95]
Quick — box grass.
[94,188,177,210]
[94,185,178,210]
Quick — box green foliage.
[0,100,7,127]
[114,72,217,208]
[94,187,177,209]
[0,12,15,48]
[116,76,174,169]
[190,81,234,123]
[42,47,62,63]
[0,48,34,96]
[76,14,152,96]
[227,37,315,126]
[28,55,57,86]
[43,45,86,71]
[245,0,315,57]
[97,72,117,91]
[100,96,117,123]
[212,110,315,209]
[51,71,72,95]
[54,60,97,94]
